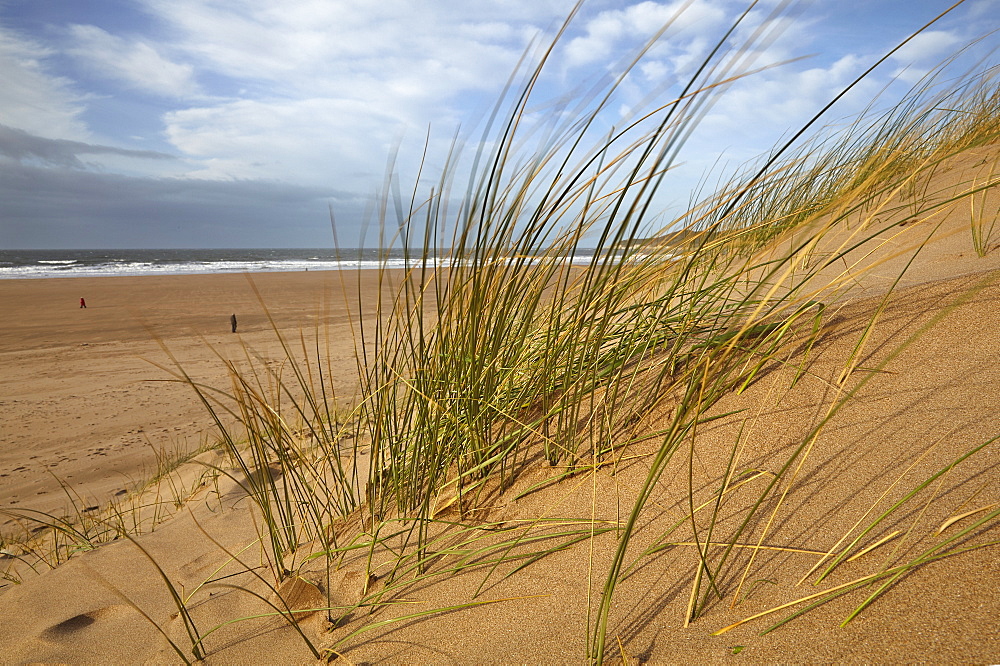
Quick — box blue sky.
[1,0,998,249]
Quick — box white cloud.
[65,24,199,98]
[968,0,1000,19]
[656,50,883,207]
[564,0,726,68]
[0,26,89,140]
[163,97,404,188]
[891,30,963,65]
[704,53,873,135]
[4,0,997,247]
[640,59,669,82]
[138,0,547,93]
[888,30,964,84]
[667,35,711,75]
[134,1,584,189]
[138,1,912,205]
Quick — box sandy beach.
[0,270,379,532]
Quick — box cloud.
[120,1,583,190]
[2,1,997,248]
[138,0,545,96]
[0,160,350,248]
[564,0,726,69]
[968,0,1000,20]
[0,125,176,168]
[701,53,875,138]
[888,30,964,83]
[162,97,406,189]
[891,30,963,65]
[0,25,89,140]
[656,50,883,207]
[65,24,199,98]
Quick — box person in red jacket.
[80,297,87,308]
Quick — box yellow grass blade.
[936,504,998,535]
[844,531,901,563]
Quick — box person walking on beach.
[80,297,87,308]
[231,313,238,333]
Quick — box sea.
[0,248,611,279]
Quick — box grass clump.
[7,2,1000,663]
[160,3,1000,660]
[0,438,222,586]
[967,151,1000,256]
[338,5,1000,662]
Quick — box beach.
[0,270,376,532]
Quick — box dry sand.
[2,170,1000,662]
[0,270,377,532]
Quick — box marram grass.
[5,2,1000,663]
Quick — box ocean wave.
[0,258,420,278]
[0,249,631,279]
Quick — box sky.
[1,0,998,249]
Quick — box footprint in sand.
[39,605,132,643]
